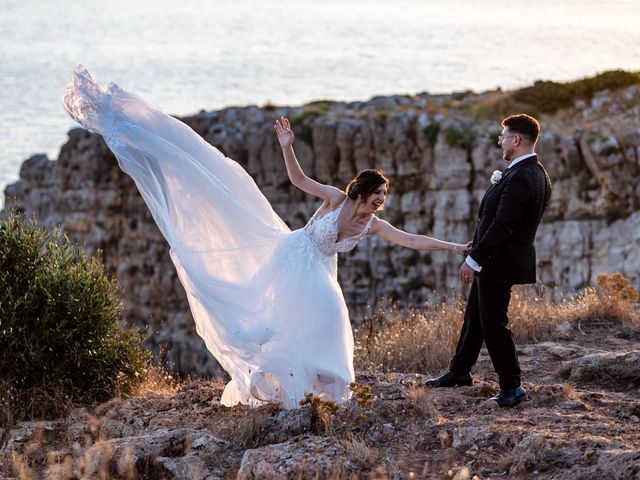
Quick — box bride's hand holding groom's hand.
[453,241,472,257]
[274,116,294,149]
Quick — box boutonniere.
[490,170,502,185]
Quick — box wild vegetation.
[355,273,640,375]
[0,214,148,426]
[289,102,333,146]
[469,69,640,118]
[510,69,640,114]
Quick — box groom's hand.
[459,262,475,284]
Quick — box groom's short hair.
[502,114,540,144]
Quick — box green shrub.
[290,106,330,146]
[445,127,475,150]
[422,123,440,148]
[308,99,335,110]
[375,111,389,123]
[0,214,149,422]
[511,70,640,114]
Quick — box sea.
[1,0,639,196]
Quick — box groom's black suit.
[450,155,551,389]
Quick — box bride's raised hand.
[274,116,295,149]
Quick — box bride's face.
[365,184,388,212]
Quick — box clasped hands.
[454,241,475,285]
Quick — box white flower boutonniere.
[490,170,502,185]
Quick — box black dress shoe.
[425,371,473,388]
[490,386,527,407]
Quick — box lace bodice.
[304,197,374,256]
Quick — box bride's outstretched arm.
[274,116,344,203]
[369,217,471,255]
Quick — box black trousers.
[449,275,521,389]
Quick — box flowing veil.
[63,66,356,408]
[62,66,308,405]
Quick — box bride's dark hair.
[345,169,389,200]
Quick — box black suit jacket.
[470,155,552,285]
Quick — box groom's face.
[498,127,518,162]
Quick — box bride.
[62,66,470,409]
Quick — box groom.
[427,114,552,407]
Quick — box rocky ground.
[2,320,639,479]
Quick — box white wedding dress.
[62,66,374,409]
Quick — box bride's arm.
[275,117,344,203]
[369,217,471,255]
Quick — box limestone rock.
[266,407,313,442]
[3,421,60,452]
[452,426,494,449]
[237,435,348,480]
[561,351,640,389]
[590,449,640,479]
[76,428,227,479]
[509,434,559,474]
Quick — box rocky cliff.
[4,83,640,376]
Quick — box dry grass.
[1,361,194,479]
[0,379,71,430]
[355,273,640,375]
[340,432,378,467]
[406,386,440,419]
[10,451,36,480]
[509,275,640,342]
[292,459,350,480]
[7,425,61,480]
[232,403,280,449]
[354,296,466,375]
[1,361,181,432]
[130,364,181,398]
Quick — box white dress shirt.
[465,152,537,272]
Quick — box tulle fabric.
[62,66,354,408]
